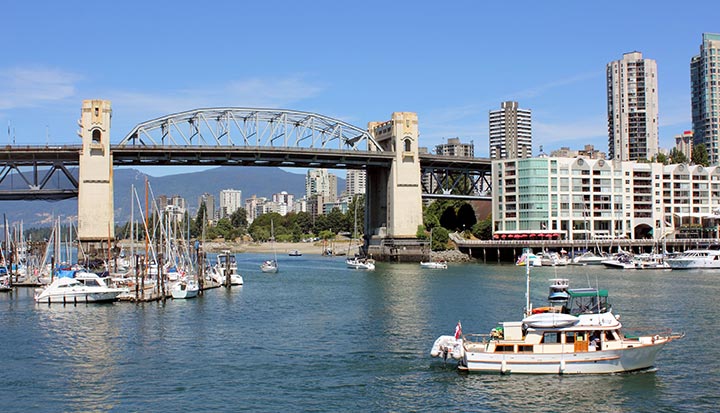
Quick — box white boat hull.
[35,290,122,303]
[666,258,720,269]
[171,282,199,299]
[260,265,278,273]
[420,261,447,269]
[463,342,668,374]
[347,262,375,270]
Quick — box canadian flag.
[454,321,462,339]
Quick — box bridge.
[0,101,491,261]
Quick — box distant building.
[435,137,475,157]
[691,33,720,164]
[346,169,366,198]
[322,200,348,215]
[244,195,266,224]
[293,197,308,214]
[156,194,186,222]
[306,169,336,202]
[675,130,694,159]
[607,51,659,161]
[492,157,720,241]
[198,193,216,224]
[489,101,532,160]
[550,144,607,159]
[219,189,242,219]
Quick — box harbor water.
[1,254,718,412]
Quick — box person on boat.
[590,331,601,350]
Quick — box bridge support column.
[77,100,114,263]
[365,112,423,262]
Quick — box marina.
[0,254,715,411]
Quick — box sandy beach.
[201,240,360,256]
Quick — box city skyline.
[2,2,718,176]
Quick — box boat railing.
[621,327,678,340]
[462,333,493,344]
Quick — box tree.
[431,227,450,251]
[293,212,314,236]
[472,214,493,240]
[230,208,248,233]
[655,152,668,165]
[194,202,207,236]
[692,143,709,166]
[669,147,688,164]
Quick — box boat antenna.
[525,254,531,317]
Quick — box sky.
[2,1,718,176]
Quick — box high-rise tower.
[691,33,720,164]
[607,51,659,161]
[489,101,532,160]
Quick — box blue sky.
[2,1,717,176]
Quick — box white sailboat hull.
[171,282,199,299]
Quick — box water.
[1,256,718,412]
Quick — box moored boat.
[665,248,720,269]
[215,251,244,285]
[34,271,127,304]
[572,251,608,265]
[171,279,199,299]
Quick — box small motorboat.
[346,256,375,270]
[288,250,302,257]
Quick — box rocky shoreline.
[430,249,474,263]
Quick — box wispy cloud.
[0,67,81,110]
[108,75,325,119]
[509,71,603,100]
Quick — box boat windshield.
[566,289,609,315]
[218,255,236,265]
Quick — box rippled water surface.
[1,254,718,412]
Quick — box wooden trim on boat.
[502,355,621,365]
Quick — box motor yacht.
[430,266,683,374]
[34,271,127,304]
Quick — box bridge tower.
[77,99,115,260]
[366,112,424,261]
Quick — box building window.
[92,129,101,143]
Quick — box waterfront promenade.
[452,234,720,262]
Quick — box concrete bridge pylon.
[77,99,115,259]
[366,112,425,261]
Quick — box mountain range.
[1,166,344,227]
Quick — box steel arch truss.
[421,166,492,199]
[119,108,382,151]
[0,162,79,200]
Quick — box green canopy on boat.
[568,289,608,298]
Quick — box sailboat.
[345,197,375,270]
[420,228,447,269]
[260,220,279,273]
